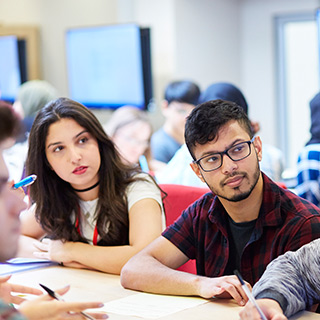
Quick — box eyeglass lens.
[199,141,251,171]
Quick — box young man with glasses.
[121,99,320,306]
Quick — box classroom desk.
[8,265,320,320]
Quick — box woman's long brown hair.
[26,97,156,245]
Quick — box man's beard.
[203,161,260,202]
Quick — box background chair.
[160,184,210,274]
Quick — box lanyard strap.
[75,205,98,245]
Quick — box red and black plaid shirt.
[162,173,320,285]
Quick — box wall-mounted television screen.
[65,23,153,110]
[0,35,24,102]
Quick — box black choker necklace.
[72,181,100,192]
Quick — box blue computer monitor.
[65,23,153,110]
[0,35,22,102]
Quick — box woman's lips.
[73,166,88,175]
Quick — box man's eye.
[207,155,219,163]
[232,144,245,153]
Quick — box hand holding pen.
[234,270,268,320]
[39,284,107,320]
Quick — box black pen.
[234,270,268,320]
[39,283,96,320]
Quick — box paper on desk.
[99,292,207,319]
[0,258,58,275]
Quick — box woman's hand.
[0,275,42,305]
[19,285,108,320]
[33,239,73,264]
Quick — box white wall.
[1,0,320,144]
[240,0,320,146]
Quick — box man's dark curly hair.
[185,99,253,160]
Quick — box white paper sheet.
[99,292,207,319]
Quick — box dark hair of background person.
[199,82,249,115]
[26,97,152,246]
[0,104,21,142]
[164,80,201,105]
[185,99,253,160]
[306,91,320,146]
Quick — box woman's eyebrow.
[47,130,89,149]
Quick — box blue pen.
[139,155,150,172]
[12,174,37,189]
[234,270,268,320]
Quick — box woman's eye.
[53,146,63,152]
[79,137,88,144]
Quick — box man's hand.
[197,275,251,306]
[239,299,287,320]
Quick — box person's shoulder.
[298,143,320,159]
[280,187,320,218]
[151,127,166,141]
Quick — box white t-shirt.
[77,173,165,244]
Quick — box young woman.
[19,97,165,274]
[104,105,166,174]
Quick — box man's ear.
[161,100,170,116]
[190,162,205,183]
[253,136,262,162]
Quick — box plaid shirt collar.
[207,172,283,232]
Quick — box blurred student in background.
[150,80,200,163]
[0,104,107,320]
[104,106,165,174]
[13,80,58,142]
[19,98,164,274]
[4,80,58,183]
[296,91,320,207]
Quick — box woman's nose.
[69,146,82,163]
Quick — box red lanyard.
[75,205,99,245]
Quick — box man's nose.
[220,153,238,174]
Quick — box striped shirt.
[296,143,320,207]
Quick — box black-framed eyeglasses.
[194,137,256,172]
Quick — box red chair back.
[160,184,210,274]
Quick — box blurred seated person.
[13,80,58,142]
[3,80,58,183]
[295,91,320,207]
[156,82,284,186]
[239,238,320,319]
[150,80,200,163]
[104,105,165,174]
